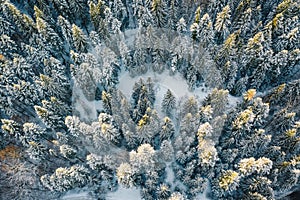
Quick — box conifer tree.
[34,97,70,131]
[168,0,180,30]
[57,16,73,48]
[72,24,89,53]
[159,140,174,162]
[41,164,90,192]
[98,112,121,144]
[203,89,229,117]
[151,0,168,28]
[214,5,231,44]
[117,162,137,187]
[161,89,176,117]
[3,2,36,39]
[159,117,175,142]
[176,17,187,33]
[36,17,63,54]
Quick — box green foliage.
[1,0,300,199]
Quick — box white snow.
[228,94,241,108]
[106,186,141,200]
[118,70,209,117]
[61,191,93,200]
[71,82,103,122]
[71,67,240,200]
[124,29,138,48]
[165,162,176,191]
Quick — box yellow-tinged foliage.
[13,83,21,90]
[36,17,47,32]
[195,6,201,23]
[219,170,239,191]
[23,14,36,28]
[34,5,44,19]
[224,32,237,49]
[276,0,292,14]
[5,2,22,17]
[34,105,48,116]
[285,112,296,119]
[101,123,110,133]
[117,163,132,181]
[50,96,58,102]
[285,129,297,137]
[253,32,263,44]
[28,141,37,146]
[52,140,59,145]
[39,74,51,85]
[232,108,254,129]
[238,157,256,175]
[138,114,149,127]
[163,117,171,123]
[274,83,286,95]
[151,0,162,12]
[55,167,68,176]
[243,89,256,101]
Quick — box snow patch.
[72,83,103,121]
[118,70,209,117]
[124,29,138,48]
[196,182,212,200]
[61,191,93,200]
[106,186,141,200]
[165,163,175,189]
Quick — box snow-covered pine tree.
[34,97,70,131]
[41,164,90,192]
[161,89,176,118]
[214,5,231,44]
[72,24,89,53]
[57,16,73,48]
[151,0,168,28]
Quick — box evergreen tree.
[98,113,121,144]
[168,0,180,30]
[203,89,229,117]
[0,34,18,59]
[41,164,90,192]
[180,96,198,118]
[72,24,89,53]
[159,140,174,162]
[214,5,231,44]
[151,0,168,28]
[161,89,176,117]
[3,2,36,39]
[117,162,137,187]
[131,78,156,122]
[34,97,70,131]
[1,1,300,199]
[36,17,63,54]
[57,16,73,48]
[159,117,175,142]
[176,17,187,33]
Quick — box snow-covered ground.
[106,187,141,200]
[61,191,93,200]
[118,70,210,117]
[118,69,240,114]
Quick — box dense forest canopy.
[0,0,300,199]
